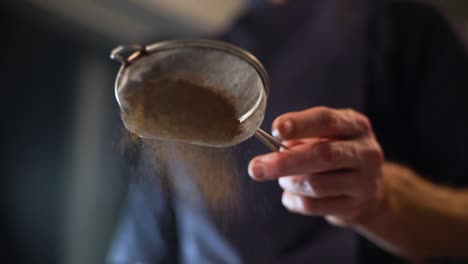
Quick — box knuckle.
[313,142,336,164]
[355,114,372,133]
[343,108,358,118]
[315,106,332,113]
[341,108,371,133]
[362,146,384,168]
[338,108,372,136]
[316,107,337,128]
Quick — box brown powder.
[120,78,244,214]
[142,139,242,213]
[121,78,241,146]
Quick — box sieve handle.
[255,129,288,152]
[110,44,146,65]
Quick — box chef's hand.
[248,107,384,226]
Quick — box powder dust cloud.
[117,77,251,233]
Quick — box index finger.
[272,107,371,140]
[248,139,360,181]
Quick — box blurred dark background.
[0,1,466,263]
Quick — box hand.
[248,107,384,226]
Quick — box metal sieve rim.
[112,39,270,123]
[144,39,270,96]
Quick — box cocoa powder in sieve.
[121,78,241,146]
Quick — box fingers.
[278,172,378,199]
[248,139,362,181]
[255,107,384,224]
[272,107,371,140]
[281,191,360,217]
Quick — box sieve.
[110,39,286,151]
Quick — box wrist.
[351,162,425,261]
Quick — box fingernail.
[278,120,294,138]
[272,128,281,139]
[272,119,294,139]
[278,177,291,190]
[282,194,300,209]
[248,160,264,179]
[283,120,294,136]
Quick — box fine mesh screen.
[115,43,267,147]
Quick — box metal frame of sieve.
[110,39,287,152]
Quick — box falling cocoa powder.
[120,78,244,213]
[142,139,242,213]
[120,78,241,146]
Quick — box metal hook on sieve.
[255,129,288,152]
[110,44,146,65]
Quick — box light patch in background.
[62,55,114,264]
[26,0,245,43]
[27,0,153,42]
[133,0,245,33]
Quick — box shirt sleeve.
[106,182,178,264]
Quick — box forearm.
[356,162,468,262]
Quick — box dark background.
[0,1,243,263]
[1,1,466,263]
